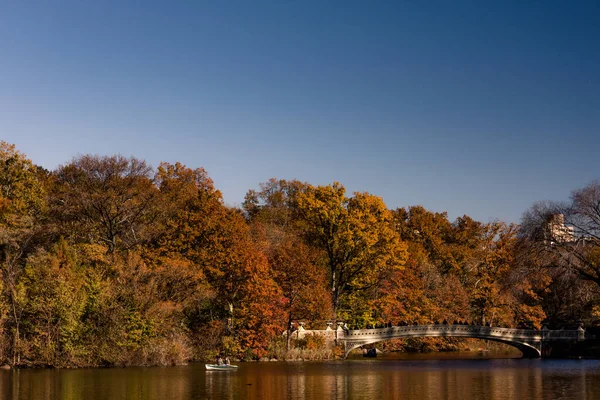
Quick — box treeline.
[0,141,598,367]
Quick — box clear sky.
[1,1,598,224]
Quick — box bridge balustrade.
[335,324,586,358]
[342,325,544,339]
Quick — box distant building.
[545,214,574,243]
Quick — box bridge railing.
[338,325,583,341]
[286,324,586,344]
[342,325,540,336]
[542,329,584,340]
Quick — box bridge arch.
[340,325,543,358]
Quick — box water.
[1,353,600,399]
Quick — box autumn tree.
[191,207,282,358]
[393,206,544,328]
[153,163,283,358]
[395,206,488,282]
[296,183,407,322]
[521,182,600,285]
[17,241,88,366]
[519,181,600,324]
[50,155,158,253]
[251,223,332,350]
[153,162,234,322]
[394,206,455,270]
[243,178,307,224]
[0,142,47,364]
[467,222,538,327]
[244,179,331,343]
[392,207,474,324]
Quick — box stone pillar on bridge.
[335,322,345,343]
[296,323,306,340]
[541,325,552,342]
[578,326,585,341]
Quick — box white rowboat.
[205,364,239,371]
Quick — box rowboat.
[205,364,239,371]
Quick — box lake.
[2,352,600,399]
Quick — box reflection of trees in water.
[1,367,195,400]
[1,362,599,399]
[205,370,237,400]
[286,372,306,398]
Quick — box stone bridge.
[337,324,587,358]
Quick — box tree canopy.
[0,142,594,366]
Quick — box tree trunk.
[332,270,339,322]
[332,283,340,345]
[286,315,292,352]
[11,298,19,366]
[228,302,234,332]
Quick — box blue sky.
[1,1,598,223]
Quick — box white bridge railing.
[340,325,585,342]
[285,324,586,343]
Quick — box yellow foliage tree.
[296,183,407,321]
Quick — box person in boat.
[225,357,230,365]
[217,356,224,366]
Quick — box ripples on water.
[2,353,600,399]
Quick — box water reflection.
[1,355,600,399]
